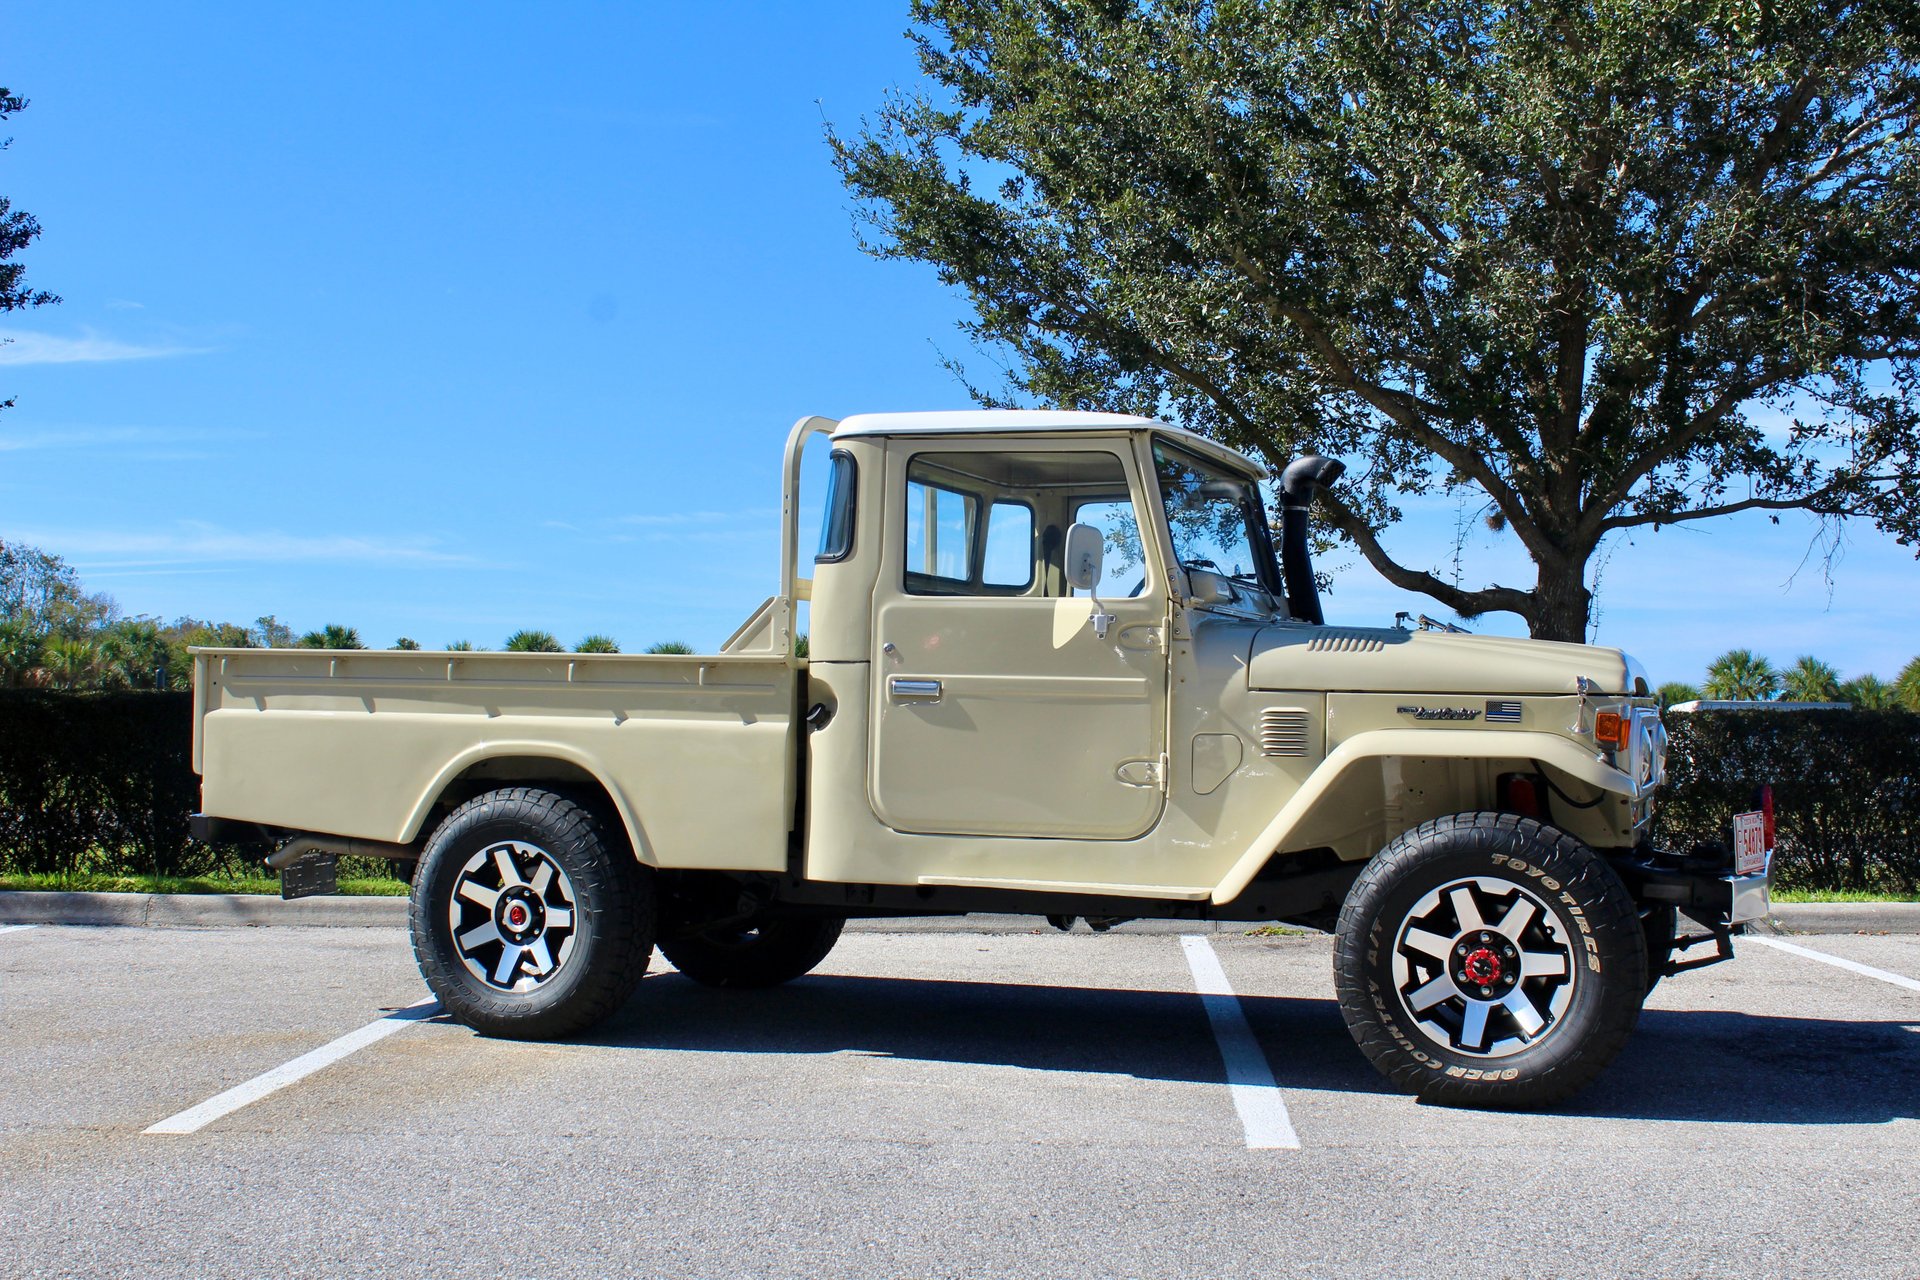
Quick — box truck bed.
[191,648,799,872]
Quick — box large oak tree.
[832,0,1920,641]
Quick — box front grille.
[1258,708,1311,756]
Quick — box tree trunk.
[1530,562,1593,644]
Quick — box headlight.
[1623,707,1665,796]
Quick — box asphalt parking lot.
[3,920,1918,1279]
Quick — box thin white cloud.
[104,299,146,311]
[0,328,213,366]
[0,425,248,453]
[10,522,473,566]
[613,508,777,527]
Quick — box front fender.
[1211,729,1635,904]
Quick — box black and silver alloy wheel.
[1390,876,1577,1057]
[448,840,580,991]
[411,787,653,1040]
[1334,812,1647,1108]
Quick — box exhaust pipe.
[1278,455,1346,626]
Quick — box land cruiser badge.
[1396,705,1482,721]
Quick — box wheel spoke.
[456,880,499,910]
[1459,1000,1491,1050]
[458,921,502,952]
[1496,896,1537,938]
[529,861,554,897]
[491,944,524,986]
[1503,989,1547,1037]
[544,907,573,931]
[1520,950,1568,978]
[491,846,524,888]
[1447,886,1484,934]
[1406,973,1460,1013]
[525,936,555,975]
[1402,927,1454,962]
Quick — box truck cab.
[193,410,1767,1107]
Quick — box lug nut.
[1480,986,1493,997]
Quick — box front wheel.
[1333,813,1646,1108]
[410,787,653,1040]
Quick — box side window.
[905,478,977,584]
[903,450,1137,597]
[982,502,1035,588]
[1070,499,1149,598]
[815,450,857,564]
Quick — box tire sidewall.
[411,796,626,1023]
[1338,816,1645,1100]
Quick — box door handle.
[888,677,943,702]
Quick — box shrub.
[1656,708,1920,895]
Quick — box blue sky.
[3,2,1915,685]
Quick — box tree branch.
[1318,489,1537,621]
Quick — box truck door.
[868,440,1170,840]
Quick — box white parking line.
[1180,935,1301,1150]
[144,998,440,1135]
[1747,936,1920,994]
[0,924,38,936]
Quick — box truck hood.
[1246,622,1648,697]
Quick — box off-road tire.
[1333,812,1646,1108]
[659,916,845,989]
[410,787,653,1040]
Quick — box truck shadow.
[575,972,1920,1126]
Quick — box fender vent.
[1258,708,1311,757]
[1306,630,1386,653]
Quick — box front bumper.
[1611,844,1771,930]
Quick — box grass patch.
[0,870,410,897]
[1244,923,1307,937]
[1771,887,1917,904]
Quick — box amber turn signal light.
[1593,710,1628,748]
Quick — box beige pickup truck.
[191,410,1768,1107]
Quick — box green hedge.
[2,693,1916,894]
[1655,708,1920,895]
[0,690,216,878]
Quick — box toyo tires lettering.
[1489,852,1603,972]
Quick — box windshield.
[1152,442,1282,602]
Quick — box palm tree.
[1896,656,1920,712]
[1703,649,1779,701]
[0,620,46,688]
[392,637,421,651]
[1780,656,1842,703]
[574,635,620,653]
[505,630,564,653]
[1841,674,1899,709]
[296,624,365,650]
[643,641,696,655]
[446,640,475,652]
[41,635,103,690]
[1656,681,1699,708]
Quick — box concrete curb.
[2,891,1916,935]
[0,891,409,929]
[1765,902,1920,936]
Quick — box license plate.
[1732,811,1769,876]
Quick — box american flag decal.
[1486,700,1522,723]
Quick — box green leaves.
[835,0,1920,638]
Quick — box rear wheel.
[659,916,844,989]
[410,787,652,1039]
[1333,812,1647,1108]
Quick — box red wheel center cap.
[1463,948,1502,984]
[505,902,529,930]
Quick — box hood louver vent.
[1306,631,1387,654]
[1258,708,1311,757]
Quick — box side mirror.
[1064,522,1105,593]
